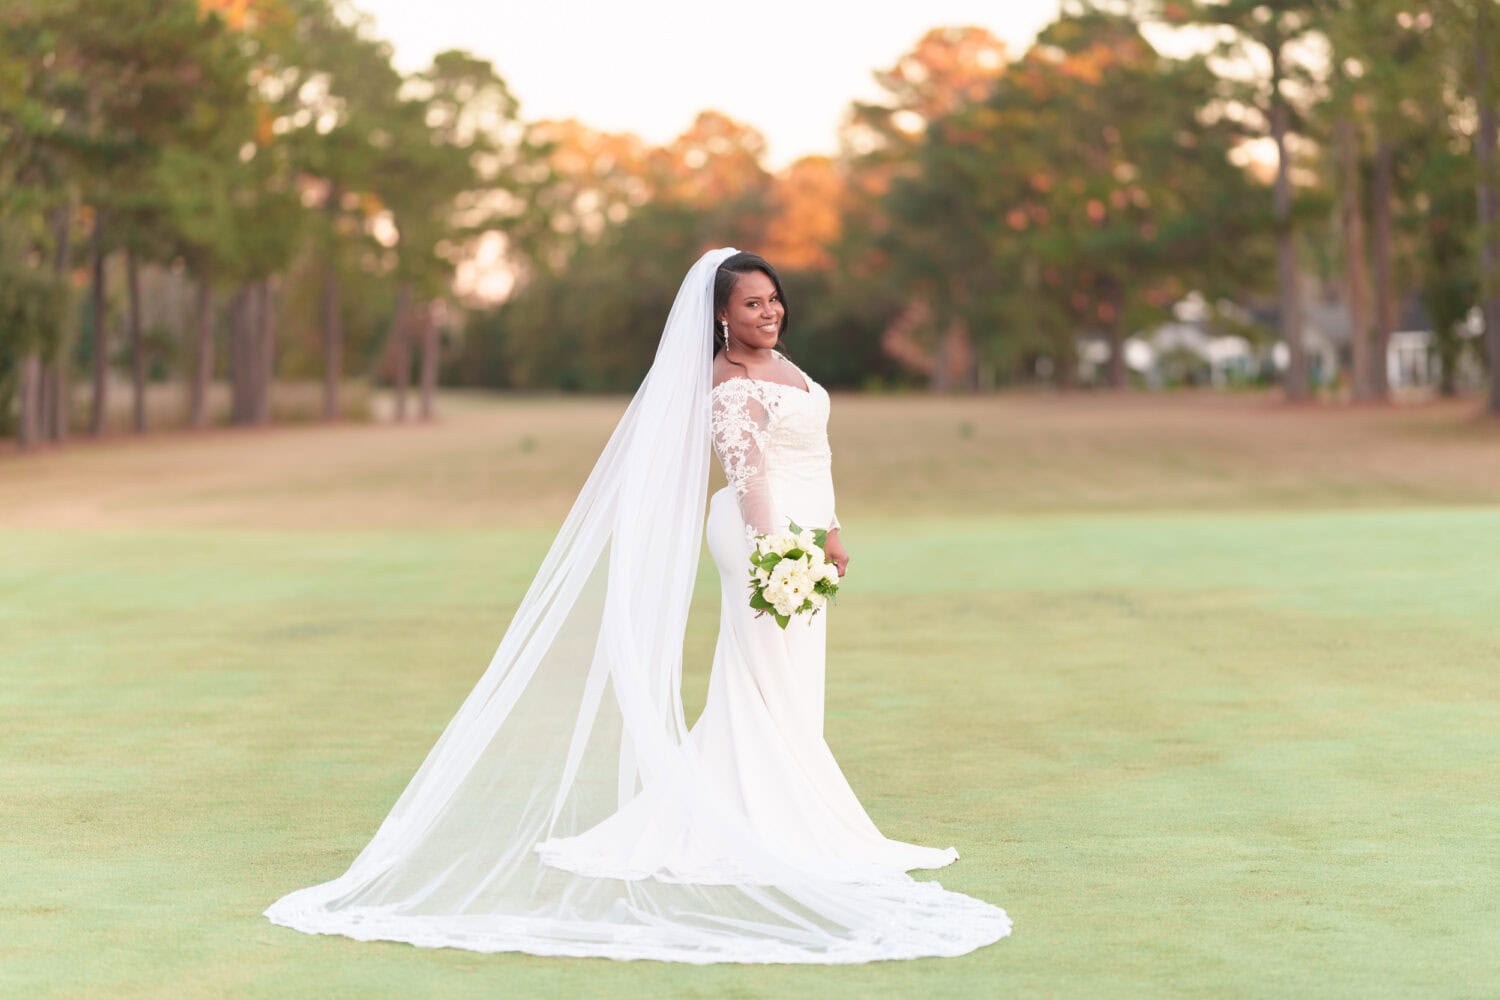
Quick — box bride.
[264,248,1011,963]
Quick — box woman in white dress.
[702,256,962,872]
[533,253,960,880]
[264,248,1009,963]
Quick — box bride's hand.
[825,529,849,578]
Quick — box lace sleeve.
[711,380,776,544]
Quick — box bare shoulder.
[711,353,743,389]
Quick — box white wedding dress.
[263,248,1010,963]
[535,353,959,880]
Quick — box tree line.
[1,0,524,447]
[5,0,1500,455]
[464,1,1500,411]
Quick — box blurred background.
[6,4,1500,997]
[5,0,1500,444]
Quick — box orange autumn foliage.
[648,110,770,208]
[762,156,844,272]
[841,26,1009,259]
[527,118,654,237]
[197,0,253,29]
[874,25,1009,126]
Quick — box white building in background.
[1387,330,1432,389]
[1078,287,1479,391]
[1076,292,1258,387]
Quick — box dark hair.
[712,252,790,369]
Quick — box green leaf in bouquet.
[813,528,828,547]
[749,589,773,611]
[774,612,790,629]
[787,520,802,535]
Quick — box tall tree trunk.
[39,364,56,438]
[45,197,73,443]
[392,282,412,421]
[1270,64,1308,401]
[937,318,976,391]
[43,364,64,440]
[1100,275,1126,388]
[1105,323,1126,388]
[189,279,213,428]
[419,307,439,420]
[126,247,146,432]
[1370,137,1396,399]
[1054,330,1077,391]
[320,267,341,421]
[87,211,107,436]
[228,286,251,425]
[243,283,261,423]
[931,324,954,392]
[1438,335,1460,397]
[1336,116,1375,401]
[1477,4,1500,415]
[956,321,979,391]
[16,205,53,445]
[254,278,274,425]
[321,184,342,421]
[931,276,978,392]
[43,365,64,442]
[17,355,41,448]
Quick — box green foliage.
[461,196,771,391]
[1,0,531,432]
[0,231,70,433]
[879,6,1273,383]
[777,266,915,389]
[6,0,1500,415]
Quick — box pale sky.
[355,0,1062,169]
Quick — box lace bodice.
[710,351,840,545]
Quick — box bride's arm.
[824,524,849,578]
[827,468,847,577]
[710,382,776,543]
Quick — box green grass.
[3,392,1499,998]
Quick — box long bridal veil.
[264,247,1011,963]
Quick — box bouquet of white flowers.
[747,520,841,629]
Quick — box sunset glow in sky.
[355,0,1062,168]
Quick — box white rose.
[796,528,818,552]
[809,591,827,612]
[770,531,798,555]
[775,559,808,588]
[820,563,839,585]
[783,567,810,602]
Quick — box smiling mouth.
[758,323,778,333]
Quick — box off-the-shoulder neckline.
[711,376,811,396]
[711,350,812,395]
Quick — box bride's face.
[720,271,784,350]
